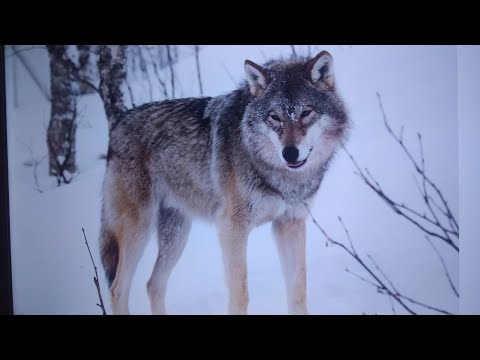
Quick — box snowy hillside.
[5,45,458,314]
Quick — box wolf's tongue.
[287,160,304,168]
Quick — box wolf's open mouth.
[287,159,307,168]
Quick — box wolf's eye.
[301,110,312,118]
[270,114,281,121]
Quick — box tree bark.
[46,45,77,185]
[97,45,127,132]
[76,45,95,95]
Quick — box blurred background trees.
[7,45,201,185]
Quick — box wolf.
[99,50,349,315]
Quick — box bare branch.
[166,45,175,99]
[68,67,99,95]
[13,45,51,101]
[425,236,459,298]
[338,216,356,254]
[194,45,204,96]
[411,176,457,238]
[312,92,458,314]
[366,254,397,292]
[138,46,153,102]
[416,134,456,244]
[126,81,136,108]
[388,295,397,315]
[146,46,168,99]
[428,194,455,225]
[395,292,452,315]
[344,145,458,251]
[290,45,297,60]
[5,45,47,58]
[304,204,417,315]
[306,204,454,315]
[82,228,107,315]
[20,138,46,193]
[376,92,459,236]
[71,45,99,95]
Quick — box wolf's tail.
[99,212,119,288]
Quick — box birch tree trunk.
[76,45,96,95]
[97,45,127,132]
[46,45,77,185]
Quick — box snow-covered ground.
[5,45,459,314]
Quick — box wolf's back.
[107,97,213,161]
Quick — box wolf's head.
[241,51,349,172]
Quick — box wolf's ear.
[244,60,269,96]
[307,51,334,90]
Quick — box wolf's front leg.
[272,217,308,315]
[218,217,250,315]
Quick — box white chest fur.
[251,194,311,227]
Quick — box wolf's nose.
[282,146,299,163]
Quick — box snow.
[5,45,460,314]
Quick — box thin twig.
[388,295,397,315]
[306,204,453,315]
[20,138,46,193]
[166,45,175,99]
[395,292,452,315]
[366,255,450,315]
[82,228,107,315]
[126,81,136,108]
[68,67,99,95]
[338,216,355,254]
[5,45,47,58]
[194,45,203,96]
[146,46,169,99]
[428,194,455,226]
[376,92,459,235]
[138,46,153,102]
[58,47,99,95]
[425,236,459,298]
[32,156,46,193]
[311,92,458,314]
[343,145,459,251]
[418,133,454,243]
[304,204,417,315]
[290,45,297,59]
[14,45,51,101]
[367,254,397,291]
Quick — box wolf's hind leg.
[100,167,152,315]
[101,213,150,315]
[147,207,191,315]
